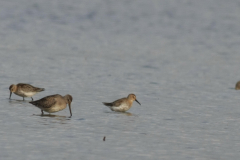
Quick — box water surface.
[1,0,240,159]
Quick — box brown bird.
[236,81,240,90]
[9,83,45,101]
[29,94,73,117]
[103,94,141,112]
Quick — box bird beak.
[68,103,72,117]
[9,92,12,99]
[135,99,141,105]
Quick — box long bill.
[68,103,72,117]
[9,92,12,99]
[135,99,141,105]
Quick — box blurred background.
[0,0,240,159]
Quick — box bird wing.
[111,98,127,107]
[29,94,59,108]
[18,83,44,92]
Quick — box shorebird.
[9,83,45,101]
[236,81,240,90]
[29,94,73,117]
[103,94,141,112]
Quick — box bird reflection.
[104,111,135,116]
[122,112,133,116]
[9,99,30,104]
[32,114,68,118]
[32,114,70,125]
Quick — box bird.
[236,81,240,90]
[9,83,45,101]
[103,94,141,112]
[29,94,73,117]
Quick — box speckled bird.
[9,83,45,101]
[29,94,73,117]
[103,94,141,112]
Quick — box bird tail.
[29,101,42,108]
[29,101,35,105]
[37,88,45,92]
[102,102,112,106]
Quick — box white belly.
[111,103,131,112]
[15,91,37,97]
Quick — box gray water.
[1,0,240,159]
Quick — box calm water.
[1,0,240,159]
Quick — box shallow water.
[1,0,240,159]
